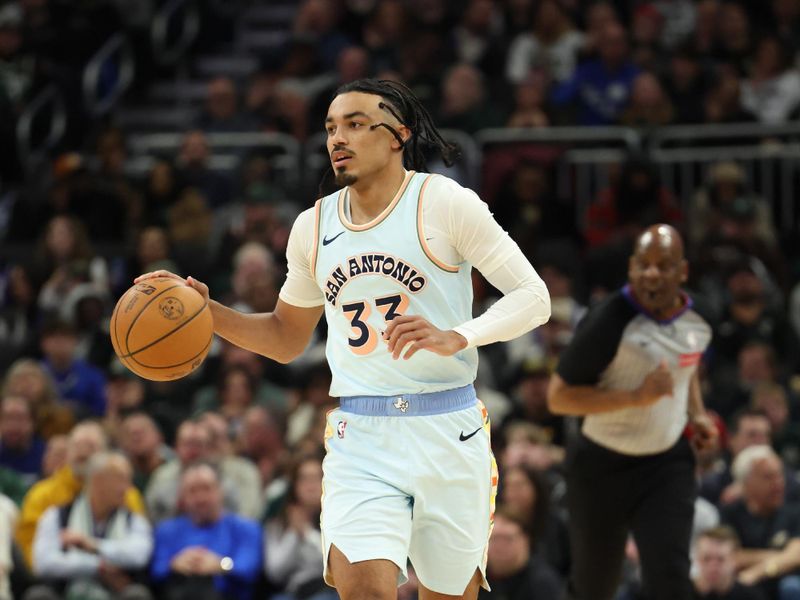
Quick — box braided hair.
[318,79,459,197]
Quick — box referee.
[547,224,717,600]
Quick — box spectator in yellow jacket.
[15,421,145,566]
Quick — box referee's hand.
[636,361,673,405]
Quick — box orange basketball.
[110,277,214,381]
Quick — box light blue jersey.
[312,170,477,397]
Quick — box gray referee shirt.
[556,286,712,456]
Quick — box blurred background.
[1,0,800,599]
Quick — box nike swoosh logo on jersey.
[322,231,345,246]
[459,427,482,442]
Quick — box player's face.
[325,92,405,187]
[628,233,687,318]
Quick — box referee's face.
[628,226,688,319]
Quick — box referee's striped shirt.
[556,285,712,456]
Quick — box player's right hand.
[636,360,673,405]
[134,270,210,303]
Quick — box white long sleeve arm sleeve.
[423,175,551,348]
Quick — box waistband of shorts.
[339,384,476,416]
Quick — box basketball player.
[547,224,717,600]
[136,79,551,600]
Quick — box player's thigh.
[407,404,496,595]
[322,409,414,586]
[418,569,482,600]
[327,544,399,600]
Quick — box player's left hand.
[690,413,719,453]
[383,315,467,360]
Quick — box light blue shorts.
[320,385,498,595]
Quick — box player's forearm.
[455,260,551,348]
[209,301,300,364]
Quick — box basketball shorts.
[320,384,498,595]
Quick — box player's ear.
[680,258,688,283]
[392,125,411,150]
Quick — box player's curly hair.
[318,78,459,196]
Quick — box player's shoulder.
[418,172,484,208]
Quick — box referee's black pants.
[564,433,696,600]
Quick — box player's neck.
[347,163,407,225]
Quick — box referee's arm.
[546,292,671,416]
[548,367,671,416]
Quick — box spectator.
[506,73,551,128]
[740,36,800,124]
[0,263,37,371]
[698,408,800,507]
[772,0,800,56]
[0,492,16,600]
[703,64,757,124]
[0,394,44,487]
[450,0,507,83]
[174,130,233,210]
[145,419,255,523]
[2,359,74,440]
[497,464,570,575]
[39,319,107,418]
[506,0,584,84]
[551,22,639,125]
[308,45,371,132]
[103,369,147,443]
[664,46,708,124]
[41,435,68,478]
[361,0,408,72]
[501,359,566,447]
[723,446,800,598]
[750,383,800,471]
[198,412,262,521]
[119,412,173,493]
[194,366,258,427]
[438,63,504,133]
[150,462,262,600]
[688,162,777,252]
[292,0,352,71]
[142,162,180,228]
[713,2,754,73]
[33,215,108,316]
[712,264,800,375]
[584,157,682,250]
[196,77,254,133]
[692,526,765,600]
[691,0,720,57]
[619,71,674,128]
[61,282,113,370]
[237,406,286,492]
[479,508,563,599]
[630,3,666,70]
[16,422,145,567]
[264,453,334,600]
[28,452,153,600]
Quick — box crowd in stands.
[0,0,800,599]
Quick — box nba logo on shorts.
[337,421,347,439]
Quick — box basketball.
[110,277,214,381]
